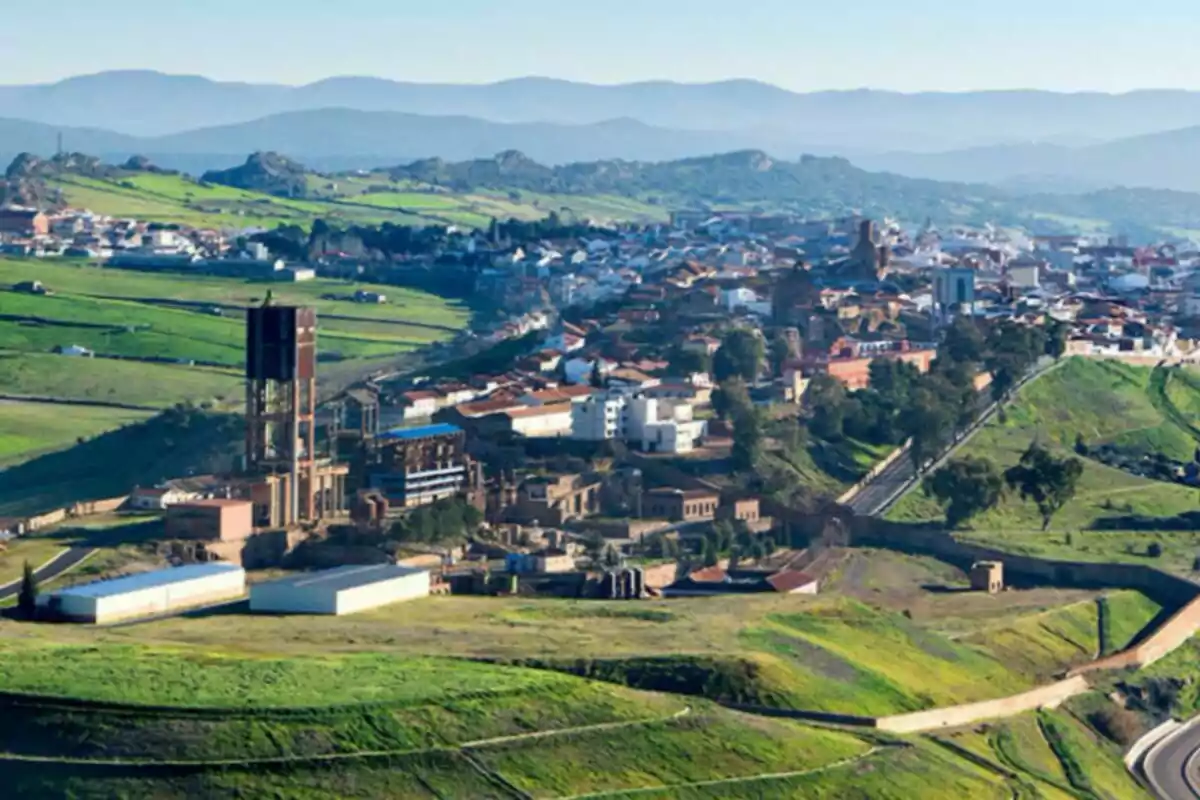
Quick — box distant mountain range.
[0,111,760,174]
[7,71,1200,194]
[9,70,1200,150]
[859,127,1200,194]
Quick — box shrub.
[1088,706,1142,746]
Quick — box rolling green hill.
[0,638,1127,799]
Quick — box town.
[4,151,1200,798]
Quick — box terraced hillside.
[0,639,1138,799]
[888,357,1200,572]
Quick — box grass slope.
[94,594,1073,718]
[0,407,240,515]
[0,401,149,468]
[888,358,1200,571]
[0,351,241,409]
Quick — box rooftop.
[255,564,428,592]
[51,563,244,599]
[379,423,462,441]
[174,499,251,509]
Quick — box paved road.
[0,546,95,600]
[1146,722,1200,799]
[845,358,1060,518]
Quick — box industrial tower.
[245,302,318,526]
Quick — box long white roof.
[52,563,244,599]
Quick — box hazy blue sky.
[3,0,1198,91]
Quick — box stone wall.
[876,676,1090,734]
[849,519,1200,608]
[1072,592,1200,675]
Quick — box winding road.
[1145,722,1200,799]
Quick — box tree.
[900,387,953,471]
[769,334,795,377]
[942,317,987,365]
[807,374,848,440]
[713,330,765,383]
[732,407,765,471]
[923,457,1006,529]
[700,536,719,568]
[17,560,37,618]
[602,544,623,569]
[1004,443,1084,531]
[778,415,809,453]
[712,378,752,421]
[668,346,711,377]
[1045,318,1069,360]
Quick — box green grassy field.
[46,170,669,234]
[888,358,1200,571]
[0,408,240,515]
[0,401,150,468]
[940,708,1147,799]
[0,351,242,408]
[32,591,1144,719]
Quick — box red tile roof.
[766,570,818,593]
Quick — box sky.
[3,0,1200,92]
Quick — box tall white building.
[572,395,629,441]
[571,394,705,454]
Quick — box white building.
[38,563,246,624]
[628,397,706,455]
[250,564,431,616]
[503,403,574,438]
[572,394,629,441]
[129,486,196,511]
[571,394,704,454]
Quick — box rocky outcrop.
[200,151,309,198]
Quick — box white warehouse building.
[249,564,431,616]
[38,563,246,624]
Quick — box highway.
[0,546,95,601]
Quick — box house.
[505,548,576,575]
[0,208,50,237]
[401,391,440,421]
[515,474,601,526]
[717,498,762,524]
[165,499,254,542]
[502,403,575,438]
[661,566,819,597]
[642,488,719,522]
[129,486,196,511]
